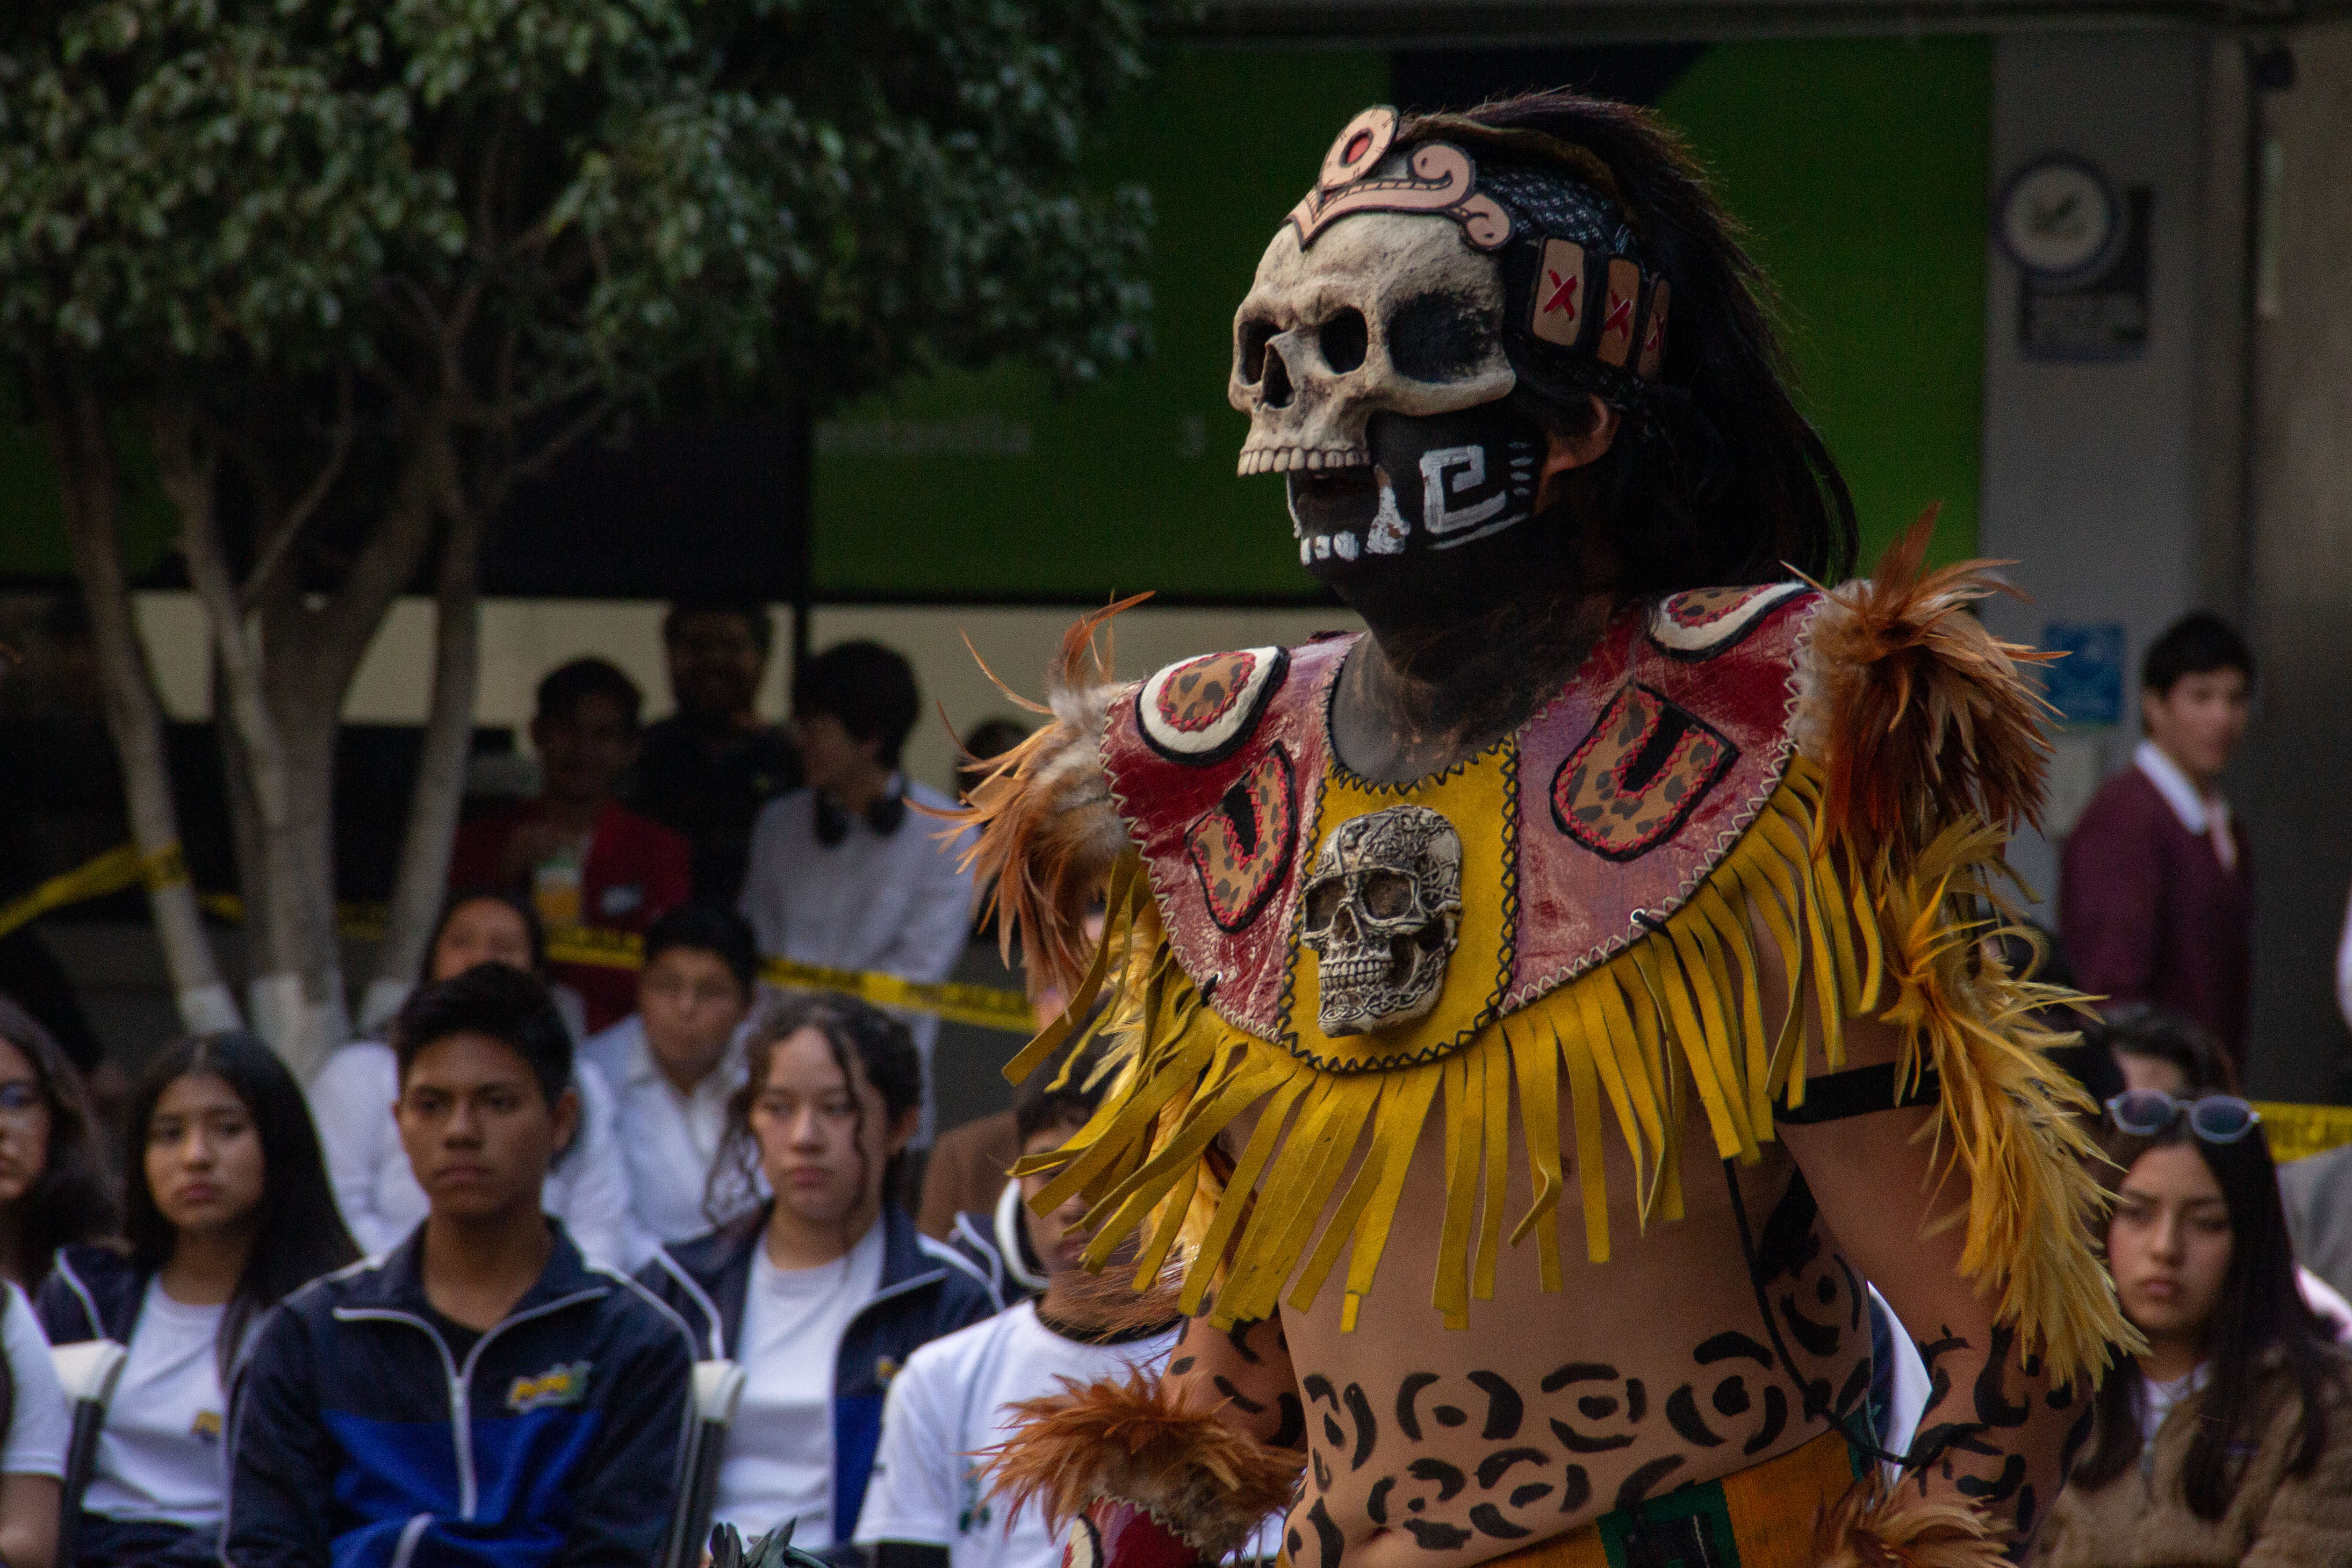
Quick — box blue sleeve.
[223,1304,337,1568]
[559,1306,695,1566]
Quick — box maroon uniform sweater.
[2059,766,2253,1071]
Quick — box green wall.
[811,37,1992,598]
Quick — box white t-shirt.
[307,1038,632,1268]
[713,1222,888,1545]
[81,1280,230,1526]
[0,1283,67,1480]
[855,1305,1180,1568]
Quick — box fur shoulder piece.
[1791,511,2058,868]
[937,599,1141,1001]
[1812,1472,2006,1568]
[981,1371,1302,1559]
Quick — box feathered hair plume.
[929,597,1142,1001]
[980,1372,1301,1559]
[1797,509,2058,869]
[1813,1470,2008,1568]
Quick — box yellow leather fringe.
[1007,754,2135,1386]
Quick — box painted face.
[2108,1142,2233,1348]
[395,1033,578,1223]
[431,898,535,983]
[749,1028,907,1231]
[1284,403,1547,584]
[0,1039,51,1209]
[146,1072,266,1237]
[639,947,749,1088]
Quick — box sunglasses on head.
[2105,1089,2261,1144]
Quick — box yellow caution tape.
[0,841,187,942]
[541,923,1034,1034]
[2251,1101,2352,1165]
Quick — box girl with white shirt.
[636,995,996,1549]
[308,890,632,1266]
[38,1031,357,1567]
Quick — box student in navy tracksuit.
[637,993,996,1551]
[226,964,696,1568]
[39,1031,358,1567]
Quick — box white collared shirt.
[2133,740,2237,871]
[582,1013,750,1266]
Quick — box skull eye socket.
[1304,880,1346,930]
[1360,870,1415,921]
[1238,318,1277,384]
[1385,290,1496,382]
[1318,309,1368,374]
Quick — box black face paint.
[1285,403,1546,583]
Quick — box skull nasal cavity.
[1262,344,1295,409]
[1239,319,1275,384]
[1319,309,1368,374]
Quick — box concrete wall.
[2241,24,2352,1100]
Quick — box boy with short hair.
[225,965,696,1568]
[583,905,762,1264]
[738,641,975,1140]
[451,656,693,1032]
[855,1057,1268,1568]
[2061,612,2258,1071]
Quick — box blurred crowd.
[0,601,2327,1566]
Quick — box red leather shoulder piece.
[1101,637,1349,1040]
[1506,582,1820,1010]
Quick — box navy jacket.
[37,1243,154,1345]
[224,1224,696,1568]
[636,1204,996,1538]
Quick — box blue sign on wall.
[2043,620,2127,726]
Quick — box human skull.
[1298,805,1465,1036]
[1229,174,1517,478]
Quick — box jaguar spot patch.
[1137,646,1289,764]
[1552,685,1736,861]
[1184,744,1297,932]
[1645,581,1805,659]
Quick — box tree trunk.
[42,367,241,1033]
[364,502,483,1031]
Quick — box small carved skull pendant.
[1299,805,1464,1036]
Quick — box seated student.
[225,965,695,1568]
[309,891,631,1267]
[2031,1090,2352,1566]
[854,1057,1186,1568]
[638,995,996,1550]
[0,999,115,1292]
[40,1032,357,1567]
[583,907,760,1267]
[0,1273,72,1568]
[452,657,692,1033]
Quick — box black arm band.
[874,1544,949,1568]
[1773,1061,1941,1125]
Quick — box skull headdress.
[1299,805,1465,1036]
[1229,107,1671,572]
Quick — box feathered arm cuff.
[983,1373,1302,1563]
[938,599,1142,1001]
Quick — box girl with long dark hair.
[0,998,114,1290]
[38,1032,358,1567]
[2031,1094,2352,1564]
[637,993,996,1548]
[306,889,631,1266]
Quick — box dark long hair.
[1402,93,1858,593]
[2073,1119,2343,1517]
[421,888,550,982]
[0,994,116,1285]
[124,1033,359,1381]
[708,993,924,1230]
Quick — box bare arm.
[1778,1007,2087,1549]
[1164,1314,1307,1453]
[0,1474,58,1568]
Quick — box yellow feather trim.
[1014,755,2136,1385]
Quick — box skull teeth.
[1236,445,1372,477]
